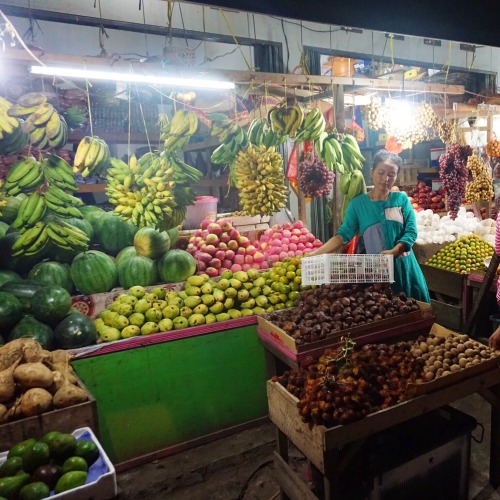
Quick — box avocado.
[7,439,36,460]
[0,457,23,478]
[0,472,30,499]
[21,442,50,473]
[54,471,87,494]
[19,482,51,500]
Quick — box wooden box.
[420,264,467,300]
[0,376,98,450]
[257,301,433,354]
[430,299,463,332]
[413,243,446,265]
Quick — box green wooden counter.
[72,319,268,465]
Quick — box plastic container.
[183,196,218,230]
[0,427,117,499]
[301,254,394,285]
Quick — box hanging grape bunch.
[298,150,335,198]
[438,143,472,219]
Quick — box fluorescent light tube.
[30,65,235,90]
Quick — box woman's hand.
[490,326,500,349]
[381,243,407,258]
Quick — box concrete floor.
[115,393,500,500]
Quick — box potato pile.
[412,333,499,382]
[0,339,88,423]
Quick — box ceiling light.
[30,65,235,90]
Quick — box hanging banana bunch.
[0,96,28,155]
[339,170,367,221]
[247,118,287,149]
[72,136,111,177]
[268,104,303,140]
[209,113,249,167]
[159,109,199,152]
[294,107,326,143]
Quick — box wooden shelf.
[77,183,107,193]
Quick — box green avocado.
[0,472,30,499]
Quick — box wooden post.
[333,84,345,235]
[296,143,307,223]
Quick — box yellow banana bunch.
[294,108,326,143]
[73,136,110,177]
[232,145,288,216]
[268,104,303,139]
[159,109,199,152]
[0,96,27,155]
[106,152,177,228]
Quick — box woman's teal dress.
[336,192,430,303]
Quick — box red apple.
[215,250,226,261]
[209,258,221,269]
[225,249,235,260]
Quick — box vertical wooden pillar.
[332,84,345,235]
[296,143,307,223]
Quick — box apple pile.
[255,220,323,262]
[187,219,269,277]
[408,182,446,213]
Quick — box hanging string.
[442,41,452,85]
[219,9,252,71]
[177,3,189,47]
[331,79,336,131]
[202,6,207,61]
[84,66,94,138]
[141,0,149,56]
[165,1,173,47]
[127,83,132,157]
[134,81,152,152]
[389,34,395,68]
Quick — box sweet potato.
[0,359,20,403]
[20,388,53,417]
[14,362,54,389]
[22,340,50,364]
[0,340,24,371]
[53,380,88,409]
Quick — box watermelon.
[94,214,138,255]
[0,196,21,224]
[79,205,106,226]
[0,270,21,288]
[54,312,97,349]
[70,250,118,295]
[28,261,74,293]
[134,227,170,259]
[118,255,158,289]
[156,250,197,283]
[0,291,22,331]
[0,279,47,312]
[0,233,47,274]
[0,221,8,238]
[167,226,179,247]
[31,285,72,325]
[64,217,94,243]
[9,315,54,350]
[115,246,137,267]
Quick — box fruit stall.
[1,20,500,499]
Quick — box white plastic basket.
[301,254,395,285]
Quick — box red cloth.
[345,234,359,254]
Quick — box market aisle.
[116,393,500,499]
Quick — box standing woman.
[310,149,430,303]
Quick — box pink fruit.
[244,254,254,264]
[236,247,246,255]
[282,229,292,238]
[290,235,299,244]
[221,221,233,232]
[231,264,242,272]
[201,230,209,238]
[242,264,251,271]
[288,251,295,257]
[228,240,239,251]
[200,219,212,230]
[269,254,280,262]
[219,234,231,244]
[253,252,264,263]
[281,244,289,252]
[208,223,223,235]
[217,268,225,276]
[215,250,226,261]
[204,245,217,256]
[281,238,290,245]
[246,245,256,256]
[293,220,304,229]
[187,243,196,251]
[269,247,281,255]
[260,242,268,251]
[234,254,245,265]
[218,242,227,250]
[206,267,219,277]
[197,260,207,272]
[270,239,282,247]
[229,228,240,240]
[294,250,304,257]
[209,258,221,269]
[289,243,297,252]
[279,251,288,261]
[260,261,269,269]
[197,252,212,263]
[297,243,305,251]
[313,239,322,247]
[194,230,203,238]
[305,242,313,248]
[206,234,219,245]
[292,228,302,236]
[222,259,233,268]
[238,236,250,248]
[225,249,235,260]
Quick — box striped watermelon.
[115,246,137,267]
[118,255,158,289]
[134,227,170,259]
[94,213,138,255]
[28,261,74,293]
[156,250,196,283]
[70,250,118,295]
[80,205,106,226]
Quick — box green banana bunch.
[341,134,366,171]
[106,152,177,228]
[294,108,326,143]
[73,136,110,177]
[268,104,303,139]
[10,191,48,232]
[210,123,249,167]
[45,217,89,252]
[317,133,346,173]
[340,170,367,221]
[42,153,78,191]
[159,109,199,152]
[232,145,288,216]
[44,184,84,219]
[10,221,51,257]
[4,157,44,195]
[0,96,27,154]
[247,118,287,149]
[62,106,87,131]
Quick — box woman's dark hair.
[372,150,403,173]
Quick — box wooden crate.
[420,264,467,300]
[257,301,433,354]
[430,299,463,332]
[0,376,98,450]
[413,243,446,265]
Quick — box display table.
[71,317,268,468]
[268,368,500,499]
